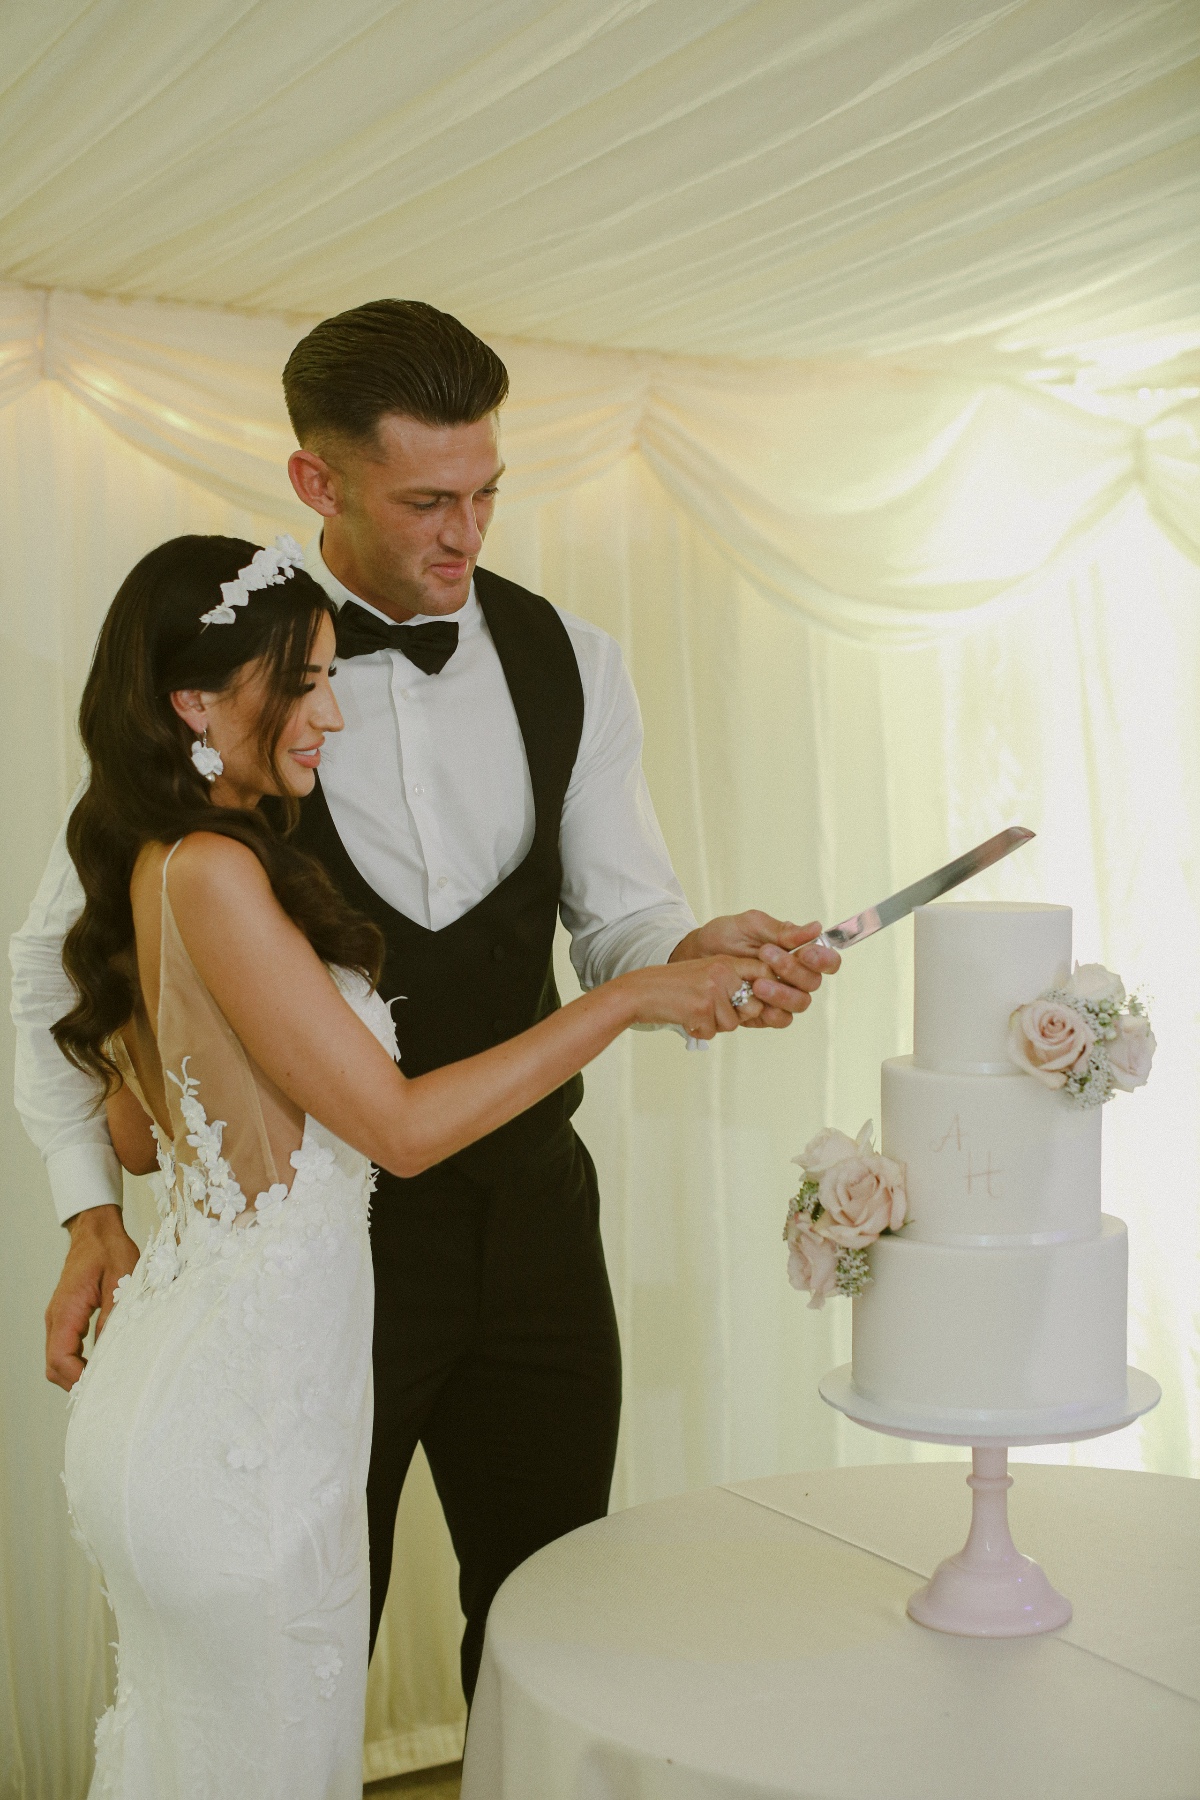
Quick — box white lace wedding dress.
[63,845,397,1798]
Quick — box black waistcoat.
[290,566,586,1179]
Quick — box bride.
[55,534,768,1799]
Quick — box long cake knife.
[811,825,1035,952]
[686,825,1036,1047]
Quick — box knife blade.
[813,826,1036,952]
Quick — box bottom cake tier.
[851,1215,1128,1424]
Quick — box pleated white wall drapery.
[2,284,1198,1796]
[4,284,1199,635]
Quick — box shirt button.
[411,783,423,796]
[401,689,411,701]
[437,876,448,889]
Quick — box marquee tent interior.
[2,3,1199,1794]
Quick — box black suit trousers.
[366,1125,622,1702]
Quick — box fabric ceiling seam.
[0,0,274,199]
[239,7,1186,313]
[9,2,1173,309]
[10,0,678,290]
[677,157,1200,357]
[353,73,1148,312]
[584,91,1200,348]
[25,6,1194,298]
[1,7,1196,354]
[917,185,1200,355]
[169,2,927,309]
[0,5,418,278]
[433,131,1200,358]
[6,0,742,292]
[461,107,1198,351]
[0,0,98,110]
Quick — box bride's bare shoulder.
[163,831,276,916]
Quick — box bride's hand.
[618,955,770,1039]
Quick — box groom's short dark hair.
[283,299,509,451]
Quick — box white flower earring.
[191,729,224,783]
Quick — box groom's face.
[292,412,504,621]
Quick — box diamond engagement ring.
[730,981,755,1009]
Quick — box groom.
[18,300,838,1700]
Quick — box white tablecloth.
[460,1463,1200,1800]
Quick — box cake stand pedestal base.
[818,1364,1160,1638]
[906,1447,1071,1635]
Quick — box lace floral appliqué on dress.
[63,850,396,1800]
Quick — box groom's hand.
[668,914,840,1029]
[45,1205,140,1392]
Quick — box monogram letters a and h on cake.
[929,1115,1004,1201]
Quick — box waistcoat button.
[492,944,505,961]
[491,1017,506,1034]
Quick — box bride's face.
[172,613,342,807]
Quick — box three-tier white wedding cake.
[850,902,1132,1434]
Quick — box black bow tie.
[334,603,460,675]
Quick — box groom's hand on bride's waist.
[668,914,840,1029]
[45,1205,140,1392]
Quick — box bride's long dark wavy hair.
[53,535,384,1088]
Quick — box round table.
[460,1462,1200,1800]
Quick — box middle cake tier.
[881,1055,1101,1245]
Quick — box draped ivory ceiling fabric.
[1,0,1199,365]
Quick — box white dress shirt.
[10,535,697,1223]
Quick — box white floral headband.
[199,535,306,626]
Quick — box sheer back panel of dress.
[119,841,306,1212]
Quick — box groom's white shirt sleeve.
[10,785,123,1225]
[553,612,698,990]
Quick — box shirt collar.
[304,532,481,637]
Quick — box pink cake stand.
[818,1364,1160,1637]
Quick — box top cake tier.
[914,902,1071,1073]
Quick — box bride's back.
[118,837,306,1211]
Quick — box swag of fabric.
[2,284,1198,648]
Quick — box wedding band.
[730,981,755,1009]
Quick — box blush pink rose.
[1007,999,1094,1089]
[786,1219,840,1309]
[793,1125,863,1175]
[1108,1014,1156,1091]
[814,1153,907,1249]
[1063,962,1125,1006]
